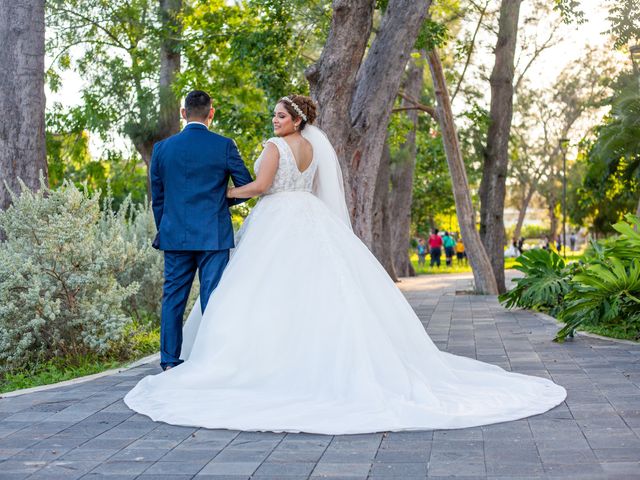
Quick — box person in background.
[443,231,456,267]
[517,237,525,253]
[455,236,466,265]
[569,232,577,251]
[505,237,519,257]
[556,235,562,252]
[428,228,443,268]
[512,237,521,255]
[417,238,427,267]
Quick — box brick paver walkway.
[1,272,639,479]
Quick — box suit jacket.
[150,123,253,251]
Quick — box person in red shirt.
[428,228,443,267]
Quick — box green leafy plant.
[557,257,640,341]
[500,214,640,343]
[499,249,574,316]
[0,181,163,376]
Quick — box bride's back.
[283,137,313,173]
[255,136,317,195]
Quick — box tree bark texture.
[306,0,431,252]
[372,142,398,281]
[548,195,558,240]
[478,0,522,294]
[427,49,498,295]
[389,54,423,278]
[158,0,182,141]
[0,0,47,213]
[513,183,536,241]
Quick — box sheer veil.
[302,125,353,230]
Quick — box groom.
[150,90,252,371]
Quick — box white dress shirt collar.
[186,121,209,128]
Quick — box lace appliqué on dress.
[254,137,317,195]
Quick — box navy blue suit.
[150,122,252,369]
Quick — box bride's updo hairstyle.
[278,94,317,131]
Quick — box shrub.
[100,194,164,322]
[499,249,575,318]
[500,214,640,342]
[0,181,163,374]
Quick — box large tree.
[47,0,183,198]
[427,49,498,294]
[305,0,431,251]
[392,47,500,294]
[0,1,48,212]
[478,0,522,293]
[389,54,424,277]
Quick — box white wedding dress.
[124,126,566,434]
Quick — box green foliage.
[412,127,456,235]
[573,76,640,233]
[557,256,640,340]
[498,249,573,316]
[607,0,640,49]
[0,355,122,394]
[500,215,640,342]
[46,0,160,145]
[179,0,328,159]
[553,0,586,24]
[46,0,328,197]
[505,223,550,240]
[0,181,163,376]
[414,18,449,51]
[0,323,159,394]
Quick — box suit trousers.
[160,249,230,369]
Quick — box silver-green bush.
[0,181,163,373]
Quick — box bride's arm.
[227,143,279,199]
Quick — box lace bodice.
[254,137,317,195]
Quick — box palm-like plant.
[499,249,573,316]
[557,257,640,341]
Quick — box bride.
[124,95,566,434]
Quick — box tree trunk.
[390,54,423,278]
[306,0,431,253]
[133,0,182,200]
[513,183,535,241]
[158,0,182,140]
[427,49,498,295]
[372,142,398,281]
[478,0,522,294]
[548,195,558,241]
[0,0,47,214]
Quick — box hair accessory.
[281,96,308,122]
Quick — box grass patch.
[578,323,640,342]
[410,251,584,276]
[0,325,160,394]
[1,356,126,394]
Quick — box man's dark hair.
[185,90,211,119]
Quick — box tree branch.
[451,0,489,103]
[395,92,438,120]
[47,5,130,51]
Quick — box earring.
[294,124,299,131]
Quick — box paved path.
[1,272,640,480]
